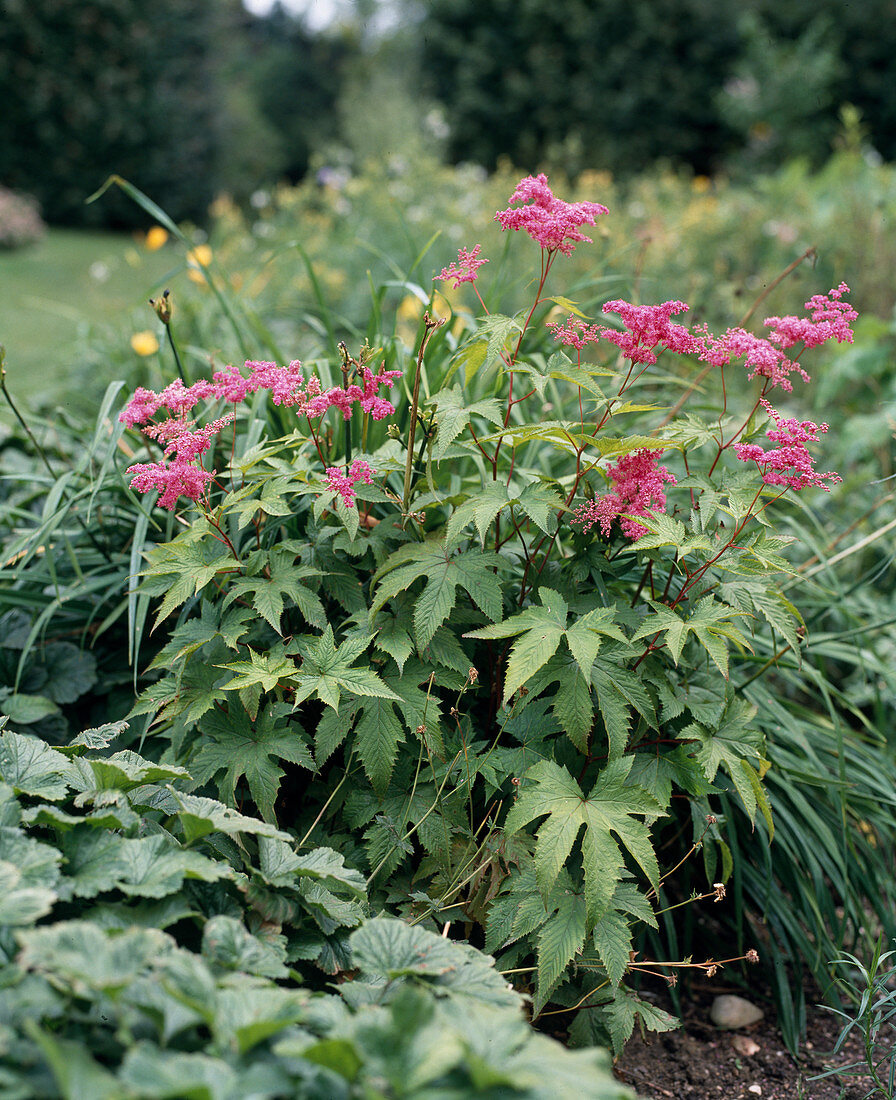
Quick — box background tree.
[0,0,248,227]
[416,0,742,176]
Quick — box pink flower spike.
[600,300,702,366]
[126,459,216,511]
[324,458,376,508]
[733,402,841,491]
[765,283,858,351]
[546,315,603,350]
[437,245,489,288]
[574,449,676,540]
[119,386,162,428]
[697,326,810,391]
[495,173,608,256]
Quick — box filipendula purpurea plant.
[117,172,856,1053]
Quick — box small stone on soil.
[710,994,765,1029]
[731,1034,761,1056]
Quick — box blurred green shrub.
[0,0,245,227]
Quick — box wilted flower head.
[495,174,608,256]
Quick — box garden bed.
[614,980,874,1099]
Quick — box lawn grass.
[0,229,174,409]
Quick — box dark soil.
[613,981,875,1100]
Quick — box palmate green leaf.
[257,839,366,898]
[221,473,297,528]
[115,834,234,898]
[682,696,770,828]
[17,920,174,995]
[517,481,565,535]
[134,658,230,727]
[202,915,289,979]
[535,889,587,1015]
[720,580,804,656]
[568,983,678,1057]
[0,692,60,725]
[142,531,237,626]
[191,703,314,822]
[0,826,62,899]
[444,480,509,548]
[372,540,503,650]
[512,351,614,402]
[287,626,400,713]
[349,917,520,1008]
[627,511,713,556]
[429,386,503,461]
[373,614,415,674]
[211,984,311,1055]
[466,590,625,705]
[634,597,752,678]
[149,603,252,671]
[67,750,189,794]
[504,759,664,926]
[218,648,296,694]
[223,548,325,633]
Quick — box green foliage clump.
[0,718,628,1098]
[5,162,896,1066]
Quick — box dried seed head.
[746,948,760,964]
[706,963,719,978]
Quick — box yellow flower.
[145,226,169,251]
[186,244,213,285]
[130,331,160,356]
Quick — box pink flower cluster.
[495,174,609,257]
[734,401,841,492]
[548,284,856,392]
[599,300,703,365]
[437,245,489,288]
[119,359,401,510]
[325,459,375,508]
[574,449,677,540]
[126,460,217,512]
[545,315,603,350]
[695,325,810,391]
[766,283,857,350]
